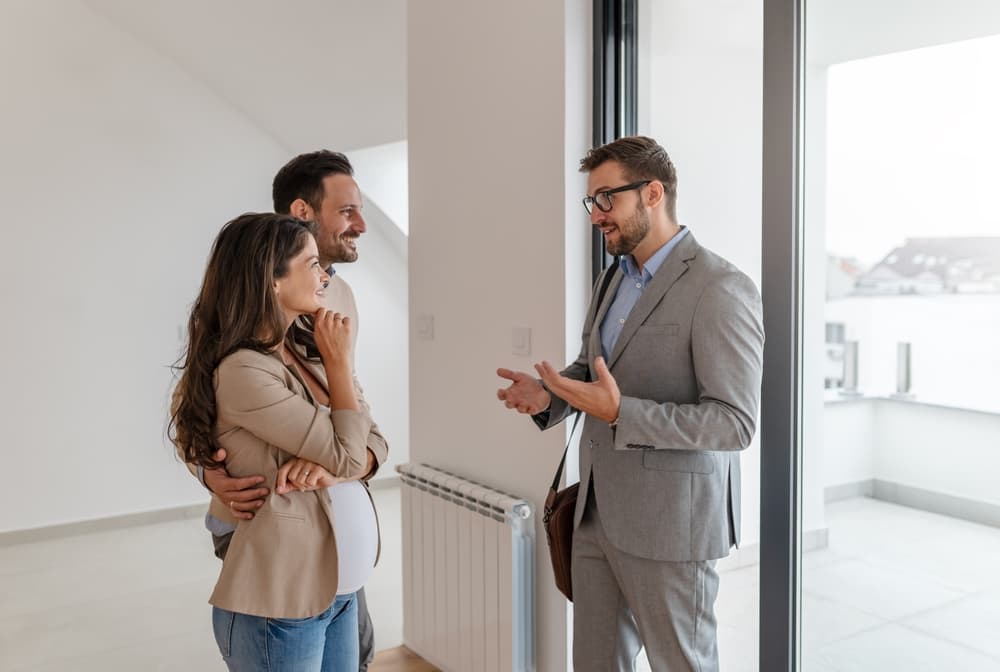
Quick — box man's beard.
[325,234,359,264]
[606,202,650,256]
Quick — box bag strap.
[546,257,620,502]
[548,410,582,496]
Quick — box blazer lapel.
[606,233,699,369]
[589,267,625,366]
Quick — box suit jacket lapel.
[606,233,700,369]
[588,268,625,367]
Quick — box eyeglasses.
[582,180,651,214]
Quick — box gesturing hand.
[496,368,551,415]
[534,356,621,424]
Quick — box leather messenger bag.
[542,259,618,601]
[543,413,581,601]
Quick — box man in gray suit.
[497,136,764,671]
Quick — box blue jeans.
[212,593,359,672]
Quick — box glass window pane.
[802,3,1000,670]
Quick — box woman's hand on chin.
[313,308,352,369]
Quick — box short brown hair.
[580,136,678,219]
[272,150,354,214]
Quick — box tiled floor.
[699,497,1000,672]
[798,498,1000,672]
[2,493,998,671]
[0,487,403,672]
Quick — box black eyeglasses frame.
[582,180,652,214]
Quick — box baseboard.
[0,502,208,547]
[718,526,829,572]
[0,476,404,548]
[825,479,875,502]
[824,479,1000,529]
[369,474,401,491]
[872,479,1000,528]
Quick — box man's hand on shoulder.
[204,448,269,520]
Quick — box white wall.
[351,142,410,237]
[407,1,590,670]
[0,1,280,532]
[0,1,408,532]
[823,399,1000,507]
[874,403,1000,505]
[822,401,878,487]
[84,0,408,153]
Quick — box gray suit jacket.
[536,232,764,562]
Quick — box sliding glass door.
[797,2,1000,670]
[615,1,1000,670]
[764,0,1000,670]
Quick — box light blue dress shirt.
[599,227,689,360]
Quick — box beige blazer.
[206,275,389,618]
[208,347,372,618]
[202,275,389,531]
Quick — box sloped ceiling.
[84,0,406,153]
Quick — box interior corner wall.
[407,2,589,670]
[0,1,290,532]
[0,1,409,532]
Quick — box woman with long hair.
[171,212,371,670]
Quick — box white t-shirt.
[328,479,378,595]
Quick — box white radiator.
[396,463,535,672]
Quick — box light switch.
[416,314,434,340]
[512,326,531,356]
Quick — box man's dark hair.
[272,150,354,214]
[580,136,679,220]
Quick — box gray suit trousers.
[572,489,720,672]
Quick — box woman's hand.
[313,308,361,412]
[276,458,342,494]
[275,451,377,494]
[313,309,352,369]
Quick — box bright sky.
[825,34,1000,266]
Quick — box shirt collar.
[620,226,689,280]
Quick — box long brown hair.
[170,213,316,468]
